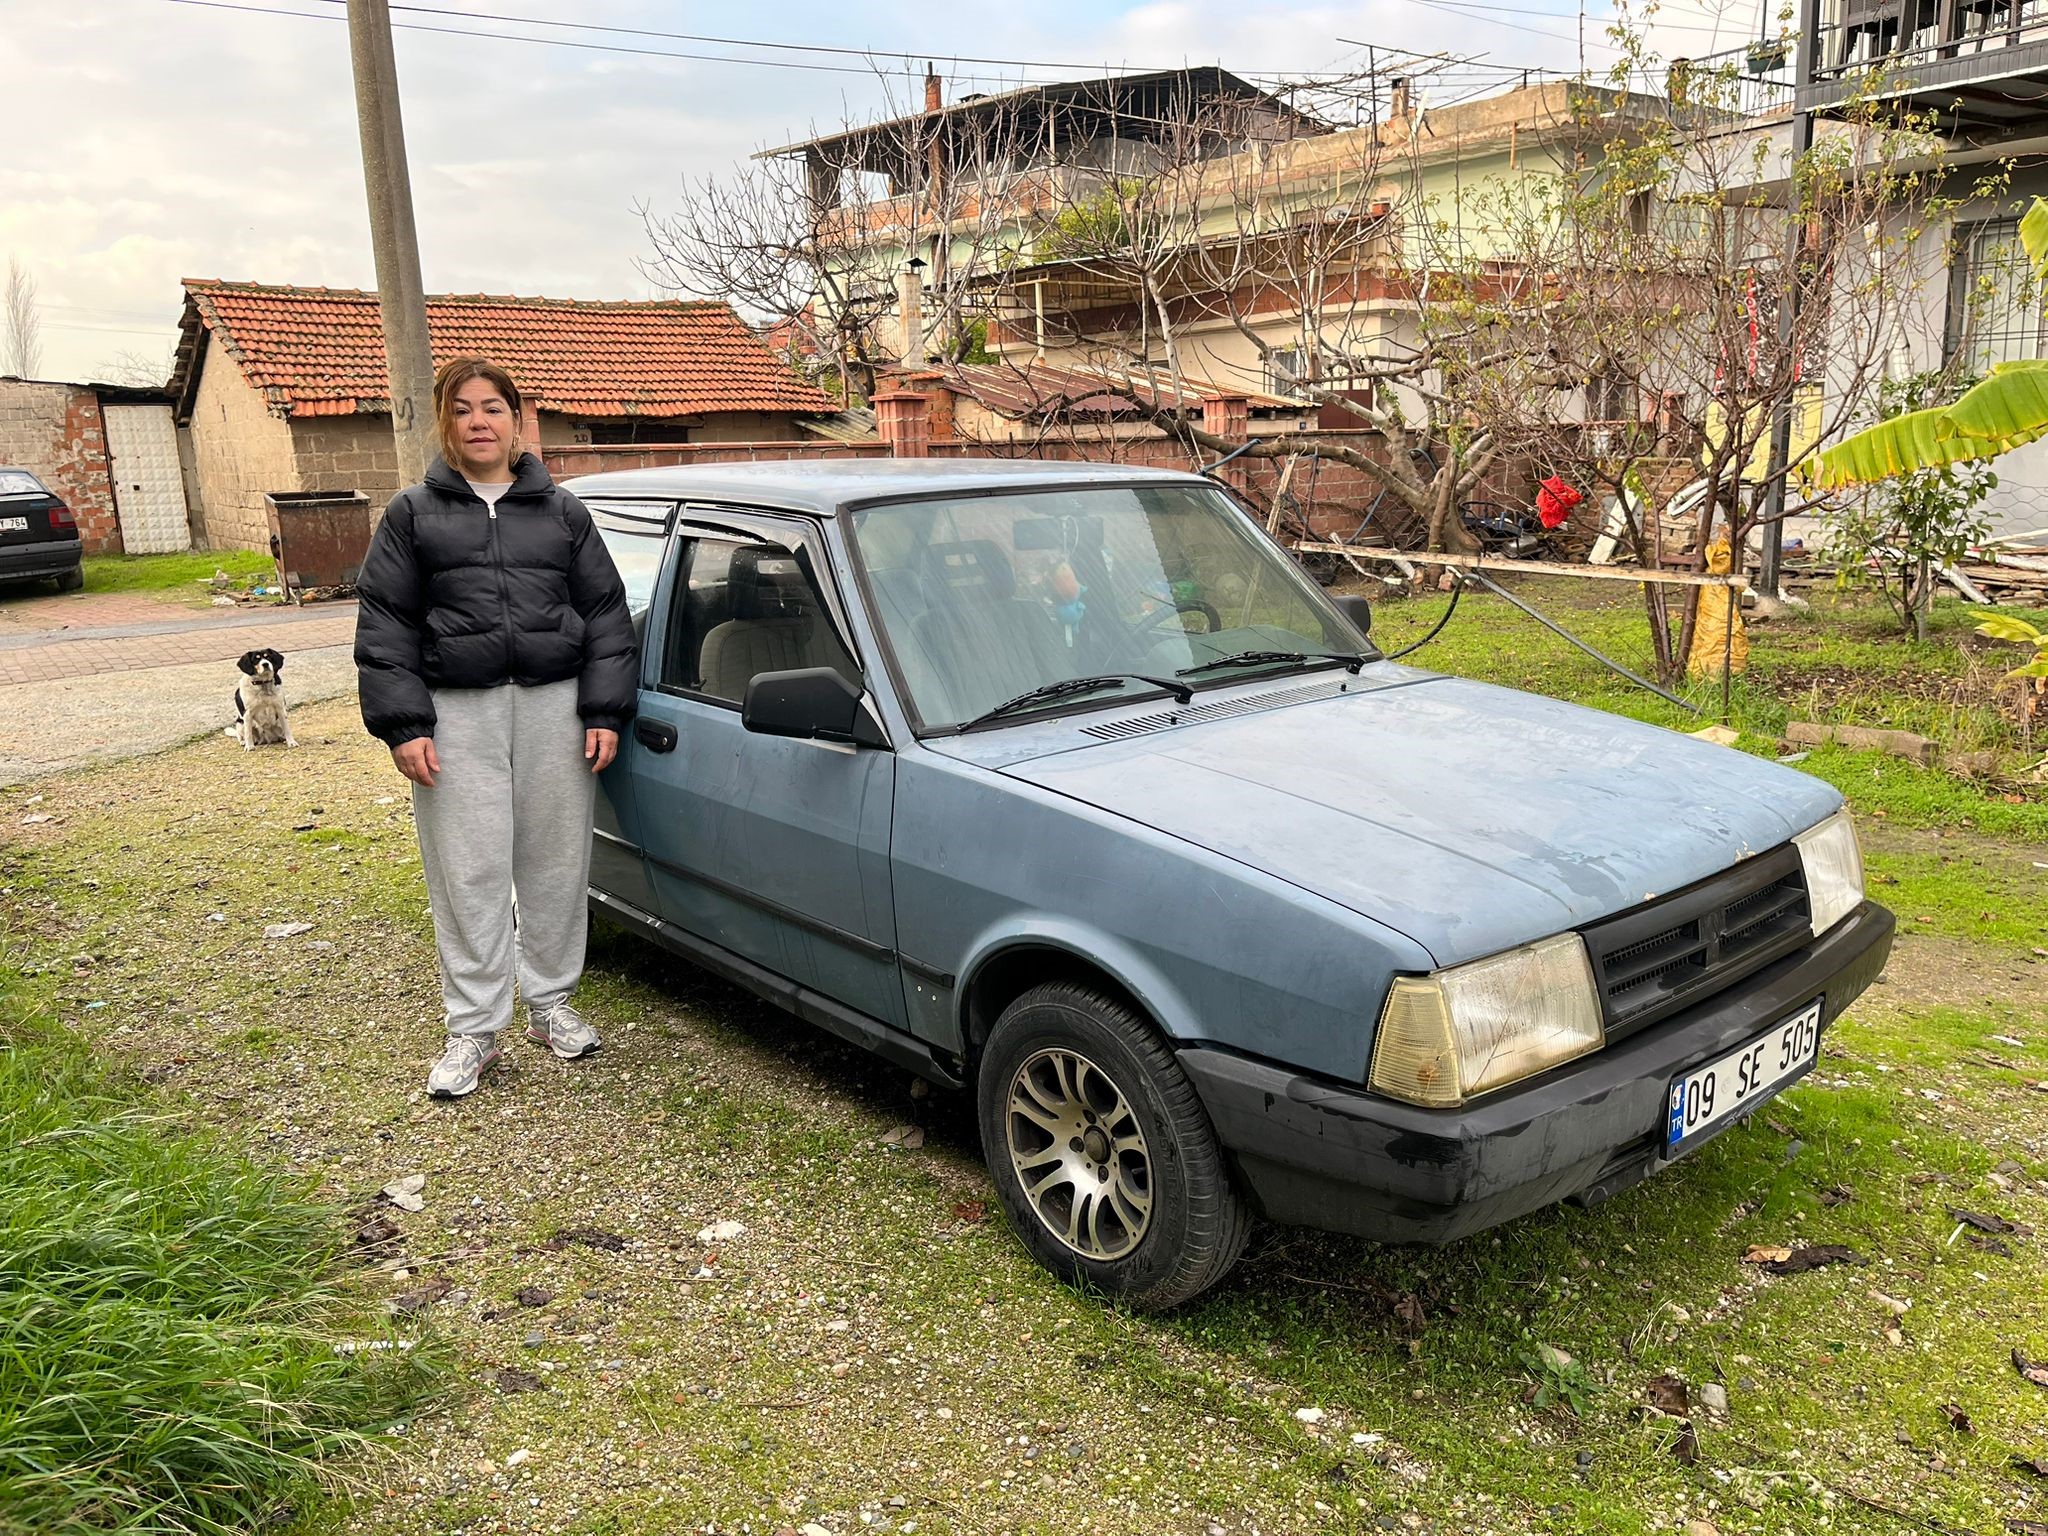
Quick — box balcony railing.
[1677,42,1800,117]
[1808,0,2048,87]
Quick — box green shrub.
[0,1012,435,1534]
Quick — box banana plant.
[1977,612,2048,677]
[1810,199,2048,489]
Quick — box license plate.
[1665,998,1822,1156]
[0,517,26,533]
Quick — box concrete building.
[168,280,835,550]
[1701,3,2048,535]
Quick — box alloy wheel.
[1003,1046,1153,1259]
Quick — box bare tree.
[640,74,1031,404]
[1484,38,1956,680]
[967,71,1608,556]
[92,346,175,388]
[4,257,42,379]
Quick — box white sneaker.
[427,1035,501,1098]
[526,1000,600,1060]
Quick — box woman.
[354,356,637,1099]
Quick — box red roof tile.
[177,279,832,420]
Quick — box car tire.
[976,981,1251,1309]
[55,567,83,592]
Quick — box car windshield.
[0,470,48,498]
[848,482,1366,731]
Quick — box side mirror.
[1333,593,1373,640]
[742,668,887,748]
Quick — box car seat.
[698,546,842,700]
[911,539,1073,719]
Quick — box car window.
[592,526,664,620]
[660,537,859,705]
[847,483,1360,730]
[0,470,48,498]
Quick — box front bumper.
[1179,899,1895,1244]
[0,538,82,582]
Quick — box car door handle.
[634,720,678,754]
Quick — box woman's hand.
[585,728,619,773]
[392,737,440,788]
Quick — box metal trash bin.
[263,490,372,604]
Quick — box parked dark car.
[0,468,84,592]
[572,460,1893,1308]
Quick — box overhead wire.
[298,0,1186,76]
[154,0,1112,83]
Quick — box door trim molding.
[640,850,896,965]
[589,886,960,1088]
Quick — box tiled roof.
[176,280,833,420]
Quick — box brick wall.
[186,344,301,551]
[0,379,122,553]
[540,424,1554,554]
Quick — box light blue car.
[576,460,1893,1307]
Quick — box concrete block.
[1783,720,1935,767]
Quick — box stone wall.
[0,379,122,552]
[185,345,300,551]
[293,416,403,516]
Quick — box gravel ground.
[5,698,2045,1536]
[0,644,357,786]
[3,701,1421,1536]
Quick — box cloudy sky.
[2,0,1750,382]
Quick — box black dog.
[231,648,294,749]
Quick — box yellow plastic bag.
[1686,537,1750,681]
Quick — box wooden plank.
[1294,544,1748,589]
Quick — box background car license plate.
[1666,999,1822,1156]
[0,517,27,533]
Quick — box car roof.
[562,457,1211,512]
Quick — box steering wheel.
[1133,597,1222,638]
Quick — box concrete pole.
[1756,0,1822,600]
[347,0,437,492]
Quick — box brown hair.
[432,355,523,469]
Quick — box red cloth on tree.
[1536,476,1583,530]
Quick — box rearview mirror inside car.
[742,668,887,748]
[1013,514,1103,552]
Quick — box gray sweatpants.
[412,679,596,1039]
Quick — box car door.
[583,498,676,915]
[625,509,903,1029]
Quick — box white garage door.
[105,402,191,554]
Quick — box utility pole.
[347,0,436,491]
[1755,1,1820,602]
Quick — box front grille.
[1579,844,1810,1037]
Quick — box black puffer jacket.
[354,453,637,747]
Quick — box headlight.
[1368,933,1604,1108]
[1794,808,1864,937]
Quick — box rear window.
[0,470,49,498]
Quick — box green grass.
[0,982,437,1535]
[81,549,274,597]
[4,642,2045,1533]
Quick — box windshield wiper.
[960,673,1193,732]
[1176,649,1368,678]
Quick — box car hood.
[992,674,1841,967]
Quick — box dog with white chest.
[231,647,295,748]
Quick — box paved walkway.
[0,587,362,783]
[0,595,356,685]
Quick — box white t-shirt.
[466,478,514,511]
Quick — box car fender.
[953,914,1206,1049]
